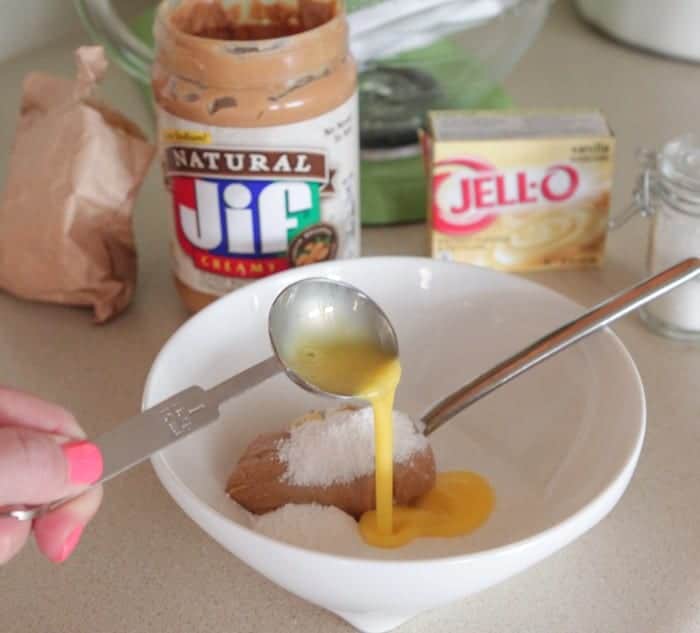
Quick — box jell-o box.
[422,109,615,271]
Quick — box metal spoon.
[2,258,699,521]
[0,278,394,521]
[421,257,700,435]
[268,277,399,398]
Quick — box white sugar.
[252,503,366,555]
[278,407,428,487]
[644,210,700,332]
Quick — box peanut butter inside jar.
[152,0,359,313]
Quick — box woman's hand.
[0,387,103,564]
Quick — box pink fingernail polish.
[56,525,84,563]
[61,441,103,484]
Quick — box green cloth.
[359,36,511,224]
[132,7,156,47]
[128,8,511,224]
[360,87,509,225]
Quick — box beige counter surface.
[1,2,700,632]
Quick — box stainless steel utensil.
[0,278,397,521]
[268,277,399,398]
[3,258,699,521]
[420,257,700,434]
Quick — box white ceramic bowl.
[144,257,645,632]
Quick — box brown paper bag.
[0,46,155,323]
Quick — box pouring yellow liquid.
[289,336,494,548]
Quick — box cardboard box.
[423,109,615,271]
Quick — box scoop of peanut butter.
[227,409,436,518]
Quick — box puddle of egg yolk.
[289,336,494,548]
[359,471,494,548]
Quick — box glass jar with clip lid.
[612,134,700,340]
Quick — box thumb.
[0,427,102,506]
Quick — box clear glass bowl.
[76,0,549,143]
[75,0,551,224]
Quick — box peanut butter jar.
[152,0,359,312]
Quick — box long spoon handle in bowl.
[422,257,700,436]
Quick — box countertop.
[1,2,699,632]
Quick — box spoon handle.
[0,356,281,521]
[421,257,700,436]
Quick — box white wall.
[0,0,80,63]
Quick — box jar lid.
[658,133,700,195]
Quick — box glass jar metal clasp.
[608,148,657,230]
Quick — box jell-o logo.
[433,158,581,235]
